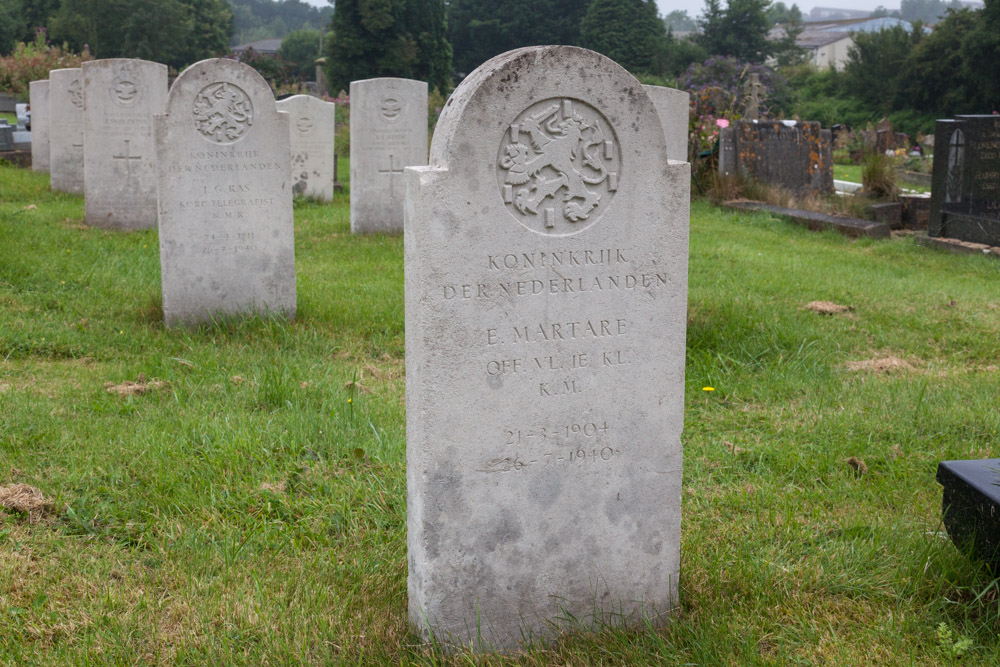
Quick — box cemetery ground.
[2,163,1000,664]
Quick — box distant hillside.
[230,0,332,46]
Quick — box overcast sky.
[297,1,899,24]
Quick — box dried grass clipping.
[0,484,54,523]
[105,374,169,397]
[805,301,852,315]
[845,356,914,373]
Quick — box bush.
[861,152,898,199]
[0,29,90,101]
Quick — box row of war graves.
[11,47,1000,649]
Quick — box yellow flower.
[348,398,352,404]
[702,386,715,392]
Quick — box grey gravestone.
[720,120,833,197]
[937,459,1000,571]
[155,58,295,327]
[50,68,85,193]
[930,115,1000,244]
[350,77,427,233]
[0,120,12,151]
[643,84,690,162]
[405,45,689,650]
[83,59,168,230]
[29,80,50,172]
[276,94,336,201]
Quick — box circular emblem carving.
[497,98,620,236]
[192,82,254,144]
[295,115,314,135]
[110,75,141,107]
[380,96,403,123]
[68,78,83,109]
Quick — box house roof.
[233,39,283,55]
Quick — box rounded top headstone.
[429,46,667,238]
[164,58,278,146]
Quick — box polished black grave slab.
[937,459,1000,570]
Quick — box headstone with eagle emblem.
[154,58,296,327]
[350,77,427,233]
[276,94,336,201]
[49,68,85,193]
[404,45,690,650]
[83,59,168,230]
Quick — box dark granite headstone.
[718,120,833,197]
[0,120,13,152]
[937,459,1000,571]
[930,115,1000,244]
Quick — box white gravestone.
[405,46,690,650]
[83,59,168,230]
[29,80,50,173]
[350,77,427,233]
[49,68,85,193]
[643,84,691,163]
[155,58,296,327]
[276,94,336,201]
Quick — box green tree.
[842,24,924,113]
[766,2,802,24]
[579,0,669,75]
[18,0,59,41]
[896,8,978,114]
[48,0,231,68]
[0,0,26,55]
[325,0,451,93]
[279,28,321,79]
[961,0,1000,109]
[697,0,772,63]
[447,0,589,75]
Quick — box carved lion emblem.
[192,82,254,144]
[497,98,620,235]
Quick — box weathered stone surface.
[405,46,689,650]
[720,120,833,197]
[866,202,902,229]
[350,77,427,233]
[725,201,891,239]
[643,84,690,162]
[83,59,167,230]
[49,68,84,193]
[937,459,1000,572]
[276,94,336,201]
[29,81,49,172]
[155,58,295,327]
[899,193,931,229]
[0,120,12,151]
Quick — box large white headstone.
[29,80,50,173]
[49,68,84,193]
[405,46,690,650]
[83,59,168,230]
[155,58,295,327]
[350,77,427,233]
[276,94,336,201]
[643,84,691,162]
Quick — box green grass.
[834,163,930,194]
[2,164,1000,664]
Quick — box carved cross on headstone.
[113,139,141,183]
[745,73,765,122]
[378,153,405,195]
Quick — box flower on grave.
[716,118,730,128]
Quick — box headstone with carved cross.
[349,77,427,233]
[930,115,1000,244]
[154,58,296,327]
[83,59,168,230]
[405,45,690,650]
[276,94,336,201]
[29,80,50,173]
[49,68,85,193]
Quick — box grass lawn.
[2,163,999,664]
[833,163,930,194]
